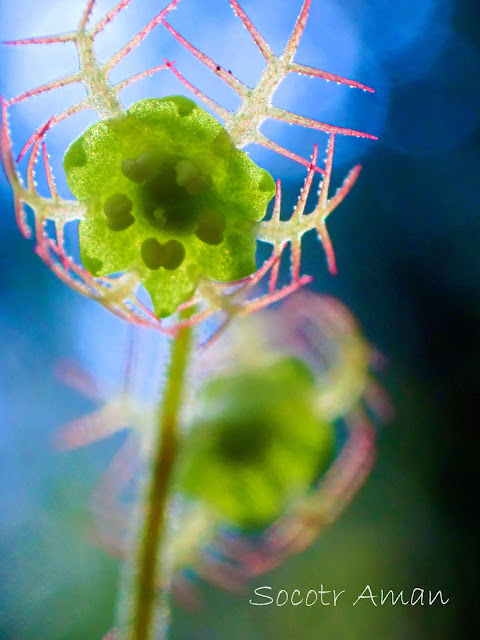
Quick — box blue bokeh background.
[1,0,479,638]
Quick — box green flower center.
[178,357,335,529]
[215,416,273,465]
[63,96,276,317]
[103,151,228,271]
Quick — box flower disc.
[64,96,275,317]
[178,357,335,529]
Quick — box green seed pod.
[63,96,275,317]
[178,357,335,530]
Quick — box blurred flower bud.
[178,356,334,529]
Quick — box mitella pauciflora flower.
[178,356,335,530]
[63,95,276,317]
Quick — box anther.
[162,239,185,270]
[103,193,134,231]
[121,152,157,183]
[141,237,164,270]
[175,160,212,195]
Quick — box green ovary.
[63,96,275,317]
[178,357,335,530]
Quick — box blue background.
[0,1,479,638]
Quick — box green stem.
[132,312,194,640]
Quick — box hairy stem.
[132,310,194,640]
